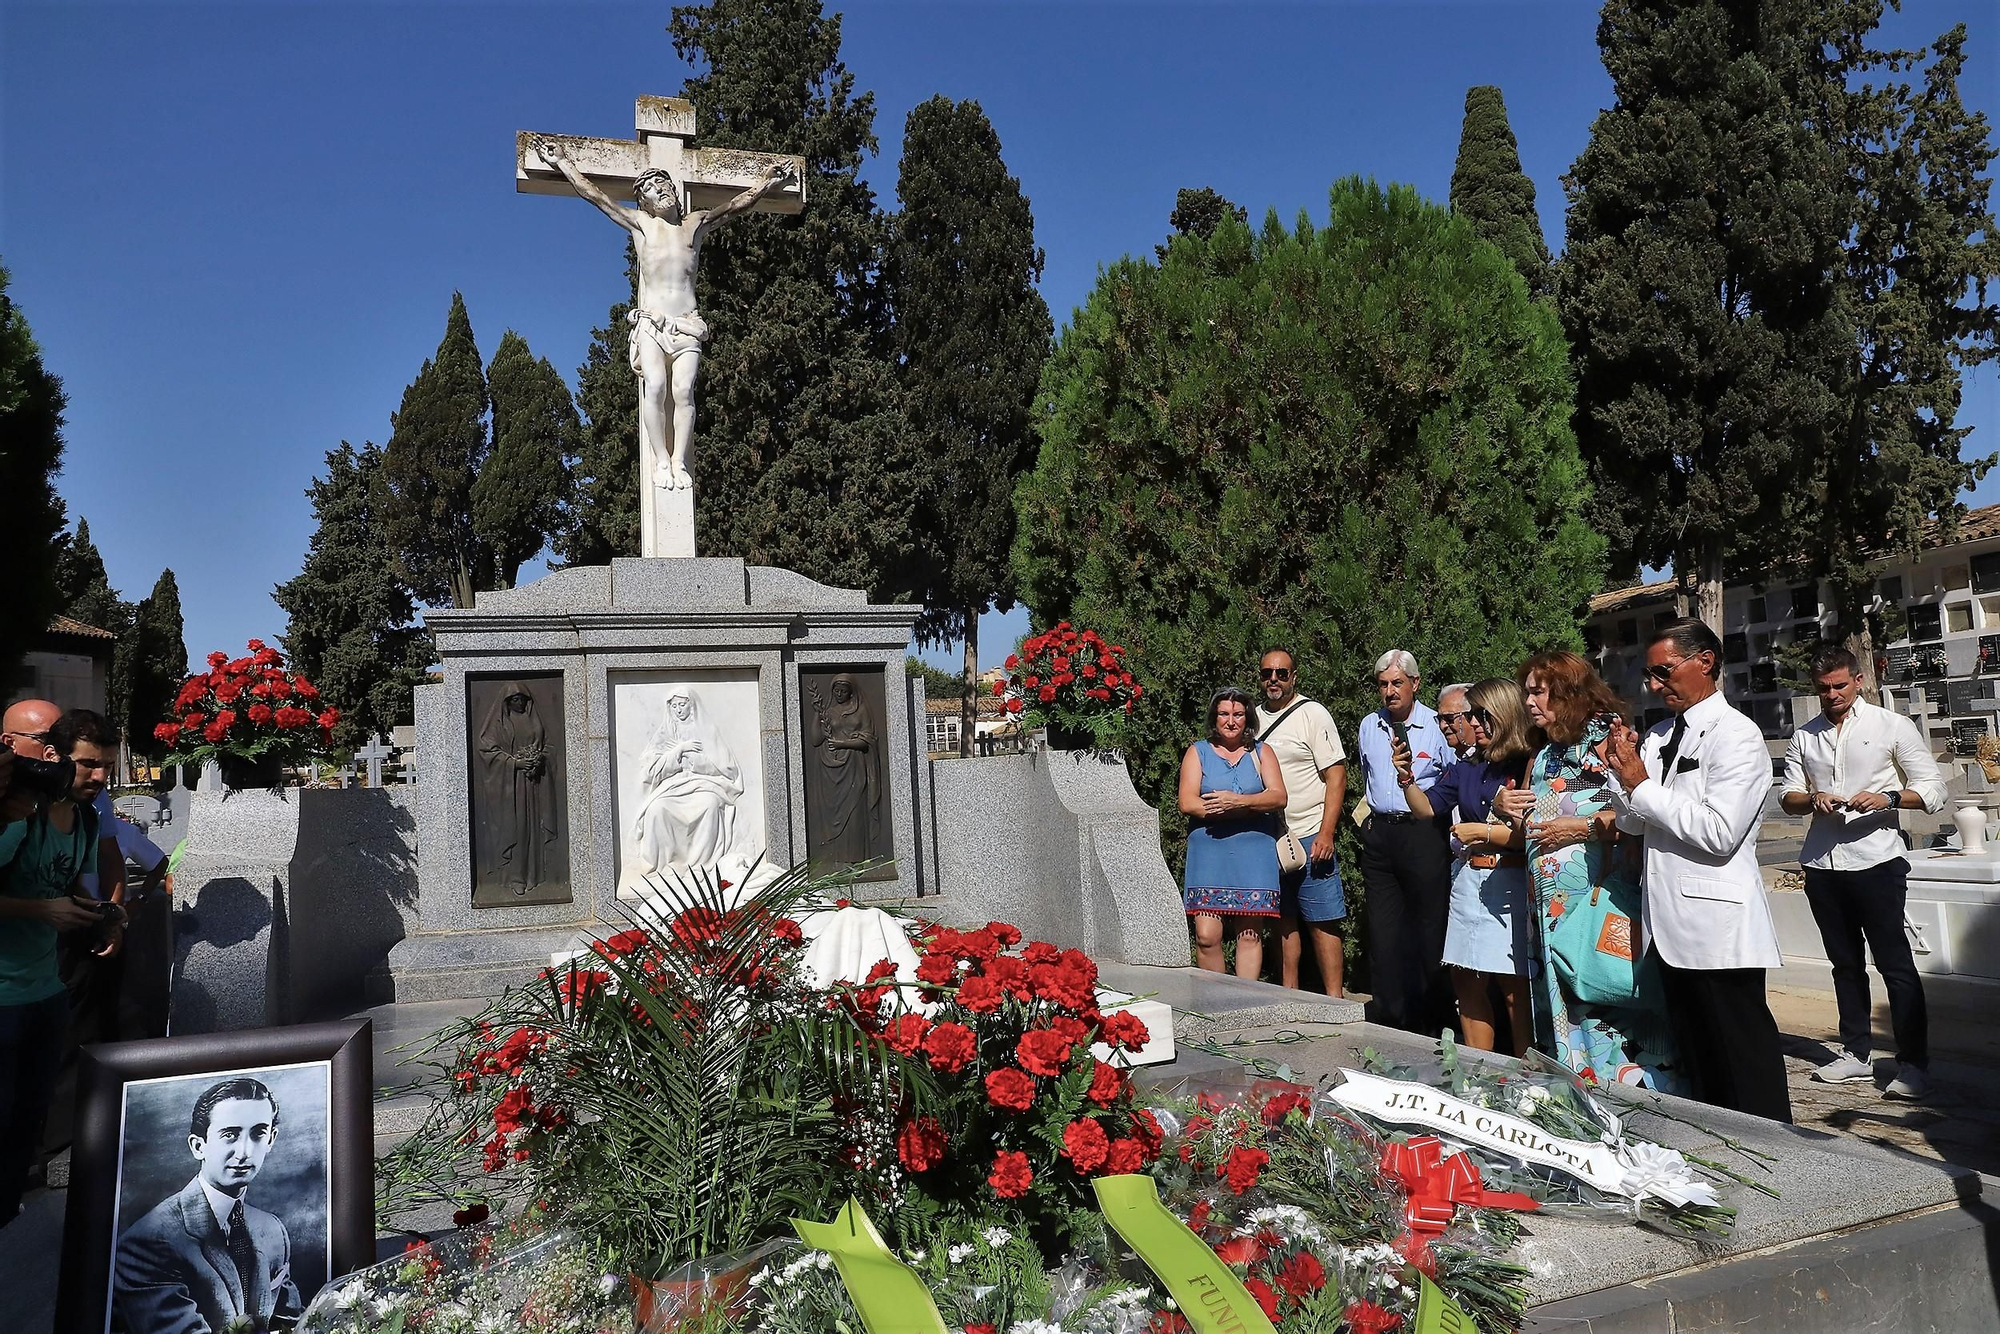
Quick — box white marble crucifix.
[356,734,394,789]
[516,96,805,559]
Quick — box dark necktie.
[1659,715,1688,778]
[226,1199,258,1308]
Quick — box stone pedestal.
[172,788,299,1031]
[383,556,929,1001]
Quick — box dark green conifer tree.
[890,96,1052,754]
[1015,180,1600,844]
[560,244,641,566]
[1559,1,1852,631]
[665,0,915,596]
[475,330,580,588]
[1156,187,1249,259]
[276,442,430,751]
[129,569,186,752]
[1448,85,1552,297]
[0,265,68,684]
[376,293,493,609]
[55,518,137,736]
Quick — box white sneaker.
[1883,1064,1931,1100]
[1811,1052,1874,1084]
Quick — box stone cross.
[516,96,804,559]
[357,734,394,789]
[336,762,357,790]
[399,756,419,786]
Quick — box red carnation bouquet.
[839,919,1162,1255]
[993,622,1142,750]
[155,638,338,773]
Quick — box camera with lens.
[84,898,126,950]
[5,753,74,802]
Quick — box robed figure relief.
[802,668,893,879]
[470,676,571,907]
[629,686,758,880]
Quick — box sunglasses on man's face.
[1645,656,1695,684]
[1260,667,1293,680]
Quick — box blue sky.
[3,1,1993,674]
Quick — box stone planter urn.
[1953,800,1987,856]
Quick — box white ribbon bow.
[1614,1139,1719,1208]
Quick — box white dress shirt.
[200,1177,244,1234]
[1781,696,1947,871]
[1611,689,1783,971]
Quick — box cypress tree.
[130,569,186,753]
[55,518,137,737]
[1015,180,1600,841]
[559,244,641,567]
[276,442,429,751]
[1558,1,1851,630]
[1156,187,1249,259]
[475,330,580,588]
[1448,85,1552,297]
[376,293,493,609]
[666,0,916,597]
[0,264,68,685]
[890,96,1052,755]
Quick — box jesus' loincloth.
[627,308,710,375]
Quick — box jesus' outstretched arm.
[533,135,643,234]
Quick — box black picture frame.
[56,1019,374,1334]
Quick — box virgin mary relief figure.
[628,686,760,884]
[475,680,564,901]
[810,672,884,868]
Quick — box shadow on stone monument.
[172,875,277,1033]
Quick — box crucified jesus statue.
[533,134,794,492]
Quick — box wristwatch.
[1878,790,1901,809]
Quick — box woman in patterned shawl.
[1494,650,1683,1092]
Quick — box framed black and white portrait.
[56,1020,374,1334]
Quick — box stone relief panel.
[612,669,766,892]
[468,674,571,907]
[800,666,895,881]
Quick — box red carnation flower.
[1129,1108,1164,1155]
[984,1067,1036,1112]
[1061,1117,1110,1173]
[991,679,1007,697]
[885,1013,932,1057]
[594,928,650,958]
[1037,684,1057,703]
[956,973,1005,1014]
[1244,1278,1279,1322]
[1262,1090,1312,1125]
[1212,1234,1266,1266]
[896,1116,946,1174]
[986,921,1022,947]
[206,651,228,669]
[246,703,274,725]
[183,711,206,731]
[1086,1060,1126,1107]
[916,952,959,986]
[987,955,1032,999]
[771,917,803,944]
[1005,698,1024,714]
[1098,1010,1150,1051]
[922,1021,977,1073]
[451,1202,490,1228]
[1275,1251,1326,1298]
[1221,1145,1270,1195]
[154,723,181,744]
[1104,1137,1147,1174]
[1022,941,1060,966]
[988,1150,1033,1198]
[968,1326,997,1334]
[1015,1028,1073,1077]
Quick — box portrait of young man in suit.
[112,1077,303,1333]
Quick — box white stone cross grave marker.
[399,756,419,786]
[357,734,394,789]
[336,762,357,790]
[516,96,804,559]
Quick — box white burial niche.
[610,669,768,895]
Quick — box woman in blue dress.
[1179,686,1289,978]
[1396,678,1537,1055]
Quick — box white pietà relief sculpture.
[626,685,762,885]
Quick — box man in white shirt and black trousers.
[1780,645,1944,1100]
[1605,618,1792,1122]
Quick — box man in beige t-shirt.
[1254,649,1348,996]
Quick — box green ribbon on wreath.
[1093,1174,1279,1334]
[792,1197,947,1334]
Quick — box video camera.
[5,753,74,802]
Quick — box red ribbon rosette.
[1379,1135,1540,1265]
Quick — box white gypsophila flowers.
[1245,1205,1326,1245]
[980,1226,1013,1248]
[948,1243,976,1264]
[1006,1322,1064,1334]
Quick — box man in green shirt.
[0,707,118,1224]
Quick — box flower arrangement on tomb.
[994,622,1142,750]
[154,638,338,772]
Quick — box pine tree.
[666,0,916,597]
[1558,1,1852,630]
[1448,85,1552,297]
[276,442,430,752]
[1785,15,1999,693]
[475,330,580,588]
[129,569,186,752]
[559,244,641,566]
[890,96,1052,756]
[55,518,137,737]
[1156,187,1248,260]
[0,264,68,685]
[1015,180,1601,835]
[376,293,493,609]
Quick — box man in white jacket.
[1606,618,1791,1122]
